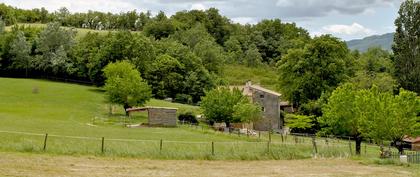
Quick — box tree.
[351,47,397,92]
[34,22,76,74]
[285,114,315,132]
[193,40,225,74]
[232,100,262,123]
[9,31,31,77]
[393,0,420,94]
[0,18,4,33]
[320,83,364,155]
[278,35,354,107]
[359,88,420,154]
[321,83,420,155]
[201,87,245,127]
[103,61,152,115]
[243,44,262,67]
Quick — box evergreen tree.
[393,0,420,94]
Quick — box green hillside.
[222,64,279,92]
[346,33,394,52]
[0,77,227,141]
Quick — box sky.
[0,0,404,40]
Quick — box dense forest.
[0,2,418,109]
[0,3,311,103]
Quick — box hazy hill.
[346,33,394,52]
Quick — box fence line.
[0,129,376,159]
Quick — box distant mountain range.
[346,33,394,52]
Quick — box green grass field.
[0,77,401,160]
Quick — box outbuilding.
[126,106,178,127]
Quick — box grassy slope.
[223,64,279,92]
[0,77,230,141]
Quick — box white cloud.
[321,23,376,36]
[190,3,206,11]
[231,17,257,25]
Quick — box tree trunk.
[394,140,404,155]
[355,136,362,155]
[123,104,130,116]
[225,121,230,129]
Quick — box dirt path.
[0,152,414,177]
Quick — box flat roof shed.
[126,107,178,127]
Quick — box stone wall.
[148,108,177,127]
[250,89,281,131]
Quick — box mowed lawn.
[0,77,233,141]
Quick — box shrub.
[178,112,198,124]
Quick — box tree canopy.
[278,35,354,107]
[321,83,420,154]
[103,61,152,114]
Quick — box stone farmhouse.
[242,81,293,131]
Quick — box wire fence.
[0,128,389,160]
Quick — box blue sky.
[0,0,403,40]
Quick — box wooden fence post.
[268,131,272,143]
[267,141,270,153]
[212,141,215,155]
[364,143,367,155]
[281,134,284,143]
[258,131,261,139]
[348,137,352,155]
[101,137,105,153]
[312,136,317,155]
[160,139,163,152]
[43,133,48,151]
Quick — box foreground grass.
[0,151,416,177]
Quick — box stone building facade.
[126,107,177,127]
[243,81,283,131]
[148,107,177,127]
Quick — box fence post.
[43,133,48,151]
[101,137,105,153]
[281,134,284,143]
[364,143,367,156]
[312,136,317,156]
[246,128,249,138]
[212,141,215,155]
[258,131,261,139]
[348,137,352,155]
[160,139,163,152]
[238,129,240,137]
[267,141,270,153]
[269,131,272,143]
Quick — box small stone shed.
[126,107,178,127]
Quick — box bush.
[178,112,198,124]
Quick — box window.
[260,94,264,98]
[261,107,265,112]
